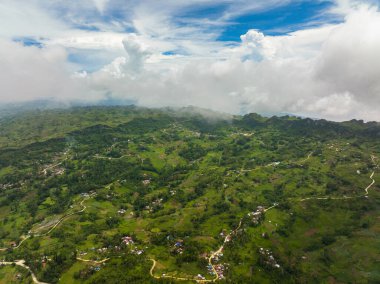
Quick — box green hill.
[0,106,379,283]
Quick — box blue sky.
[219,1,341,40]
[7,0,346,51]
[54,0,346,65]
[1,0,380,121]
[166,0,344,42]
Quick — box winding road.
[298,152,313,164]
[148,206,278,283]
[149,258,200,282]
[31,196,91,237]
[1,153,378,283]
[1,196,91,251]
[76,257,110,264]
[300,154,377,201]
[207,219,243,282]
[0,196,93,284]
[41,149,70,175]
[364,155,379,196]
[0,260,49,284]
[148,153,378,283]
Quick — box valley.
[0,106,379,283]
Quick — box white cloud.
[0,39,73,103]
[81,4,380,121]
[93,0,110,13]
[315,5,380,105]
[0,1,380,121]
[0,0,67,38]
[122,35,151,73]
[0,39,104,104]
[100,57,127,79]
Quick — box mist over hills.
[1,1,379,282]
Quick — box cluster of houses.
[0,183,13,190]
[248,206,265,225]
[193,131,201,138]
[211,251,223,263]
[207,263,227,279]
[79,247,108,256]
[121,236,145,255]
[152,198,163,207]
[78,236,144,260]
[80,191,97,198]
[266,161,281,167]
[41,163,65,177]
[258,248,281,269]
[172,240,184,254]
[118,209,127,215]
[145,198,163,213]
[230,132,255,137]
[90,265,101,272]
[214,264,227,279]
[131,248,144,255]
[327,143,342,152]
[142,179,151,186]
[207,264,214,275]
[207,249,228,278]
[97,247,108,254]
[105,192,118,200]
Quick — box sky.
[0,0,380,121]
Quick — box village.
[247,205,266,225]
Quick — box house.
[42,258,47,269]
[174,240,183,247]
[131,249,144,255]
[118,209,126,214]
[121,236,134,245]
[197,274,206,280]
[173,240,184,254]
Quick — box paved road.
[76,257,110,264]
[2,153,378,283]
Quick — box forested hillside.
[0,106,379,283]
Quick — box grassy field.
[0,265,33,284]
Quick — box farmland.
[0,106,379,283]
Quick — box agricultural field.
[0,106,379,283]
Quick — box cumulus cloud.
[122,35,151,74]
[0,0,67,38]
[0,39,103,104]
[315,6,380,106]
[0,39,71,103]
[76,5,380,121]
[0,0,380,121]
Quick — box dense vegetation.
[0,106,379,283]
